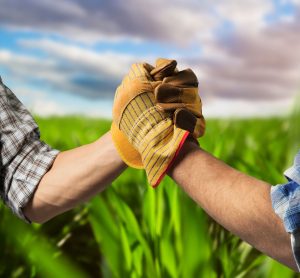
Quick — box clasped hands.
[111,58,205,187]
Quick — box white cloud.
[0,0,218,44]
[1,0,299,117]
[215,0,273,32]
[19,39,134,78]
[30,99,65,116]
[8,85,113,117]
[0,43,139,99]
[203,97,295,118]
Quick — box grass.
[0,114,299,277]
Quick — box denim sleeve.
[271,150,300,270]
[271,180,300,233]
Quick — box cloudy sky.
[0,0,299,118]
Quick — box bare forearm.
[23,132,127,223]
[169,141,297,271]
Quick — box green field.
[0,115,299,278]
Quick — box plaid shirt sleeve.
[0,76,59,222]
[271,150,300,270]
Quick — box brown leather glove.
[152,60,205,138]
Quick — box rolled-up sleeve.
[0,77,59,221]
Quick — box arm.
[23,132,127,223]
[168,140,297,271]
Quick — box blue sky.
[0,0,299,118]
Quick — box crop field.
[0,114,299,278]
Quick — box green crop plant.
[0,112,298,277]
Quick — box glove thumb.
[174,108,205,138]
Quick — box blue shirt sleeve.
[271,150,300,270]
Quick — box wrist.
[167,138,200,177]
[94,132,127,170]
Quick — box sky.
[0,0,299,118]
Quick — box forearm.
[169,141,297,271]
[23,132,127,223]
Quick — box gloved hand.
[111,61,189,187]
[154,66,205,138]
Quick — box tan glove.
[111,61,189,187]
[153,63,205,138]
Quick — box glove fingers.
[174,108,205,138]
[143,62,155,73]
[155,83,200,105]
[150,58,177,81]
[156,102,185,111]
[156,102,202,117]
[155,84,181,103]
[174,108,196,135]
[163,68,198,87]
[193,115,206,138]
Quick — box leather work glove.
[153,66,205,138]
[111,61,190,187]
[147,58,205,141]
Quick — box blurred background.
[0,0,299,118]
[1,1,300,278]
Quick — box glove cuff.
[140,123,189,187]
[152,130,189,187]
[111,122,144,169]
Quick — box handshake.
[111,58,205,187]
[4,56,294,270]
